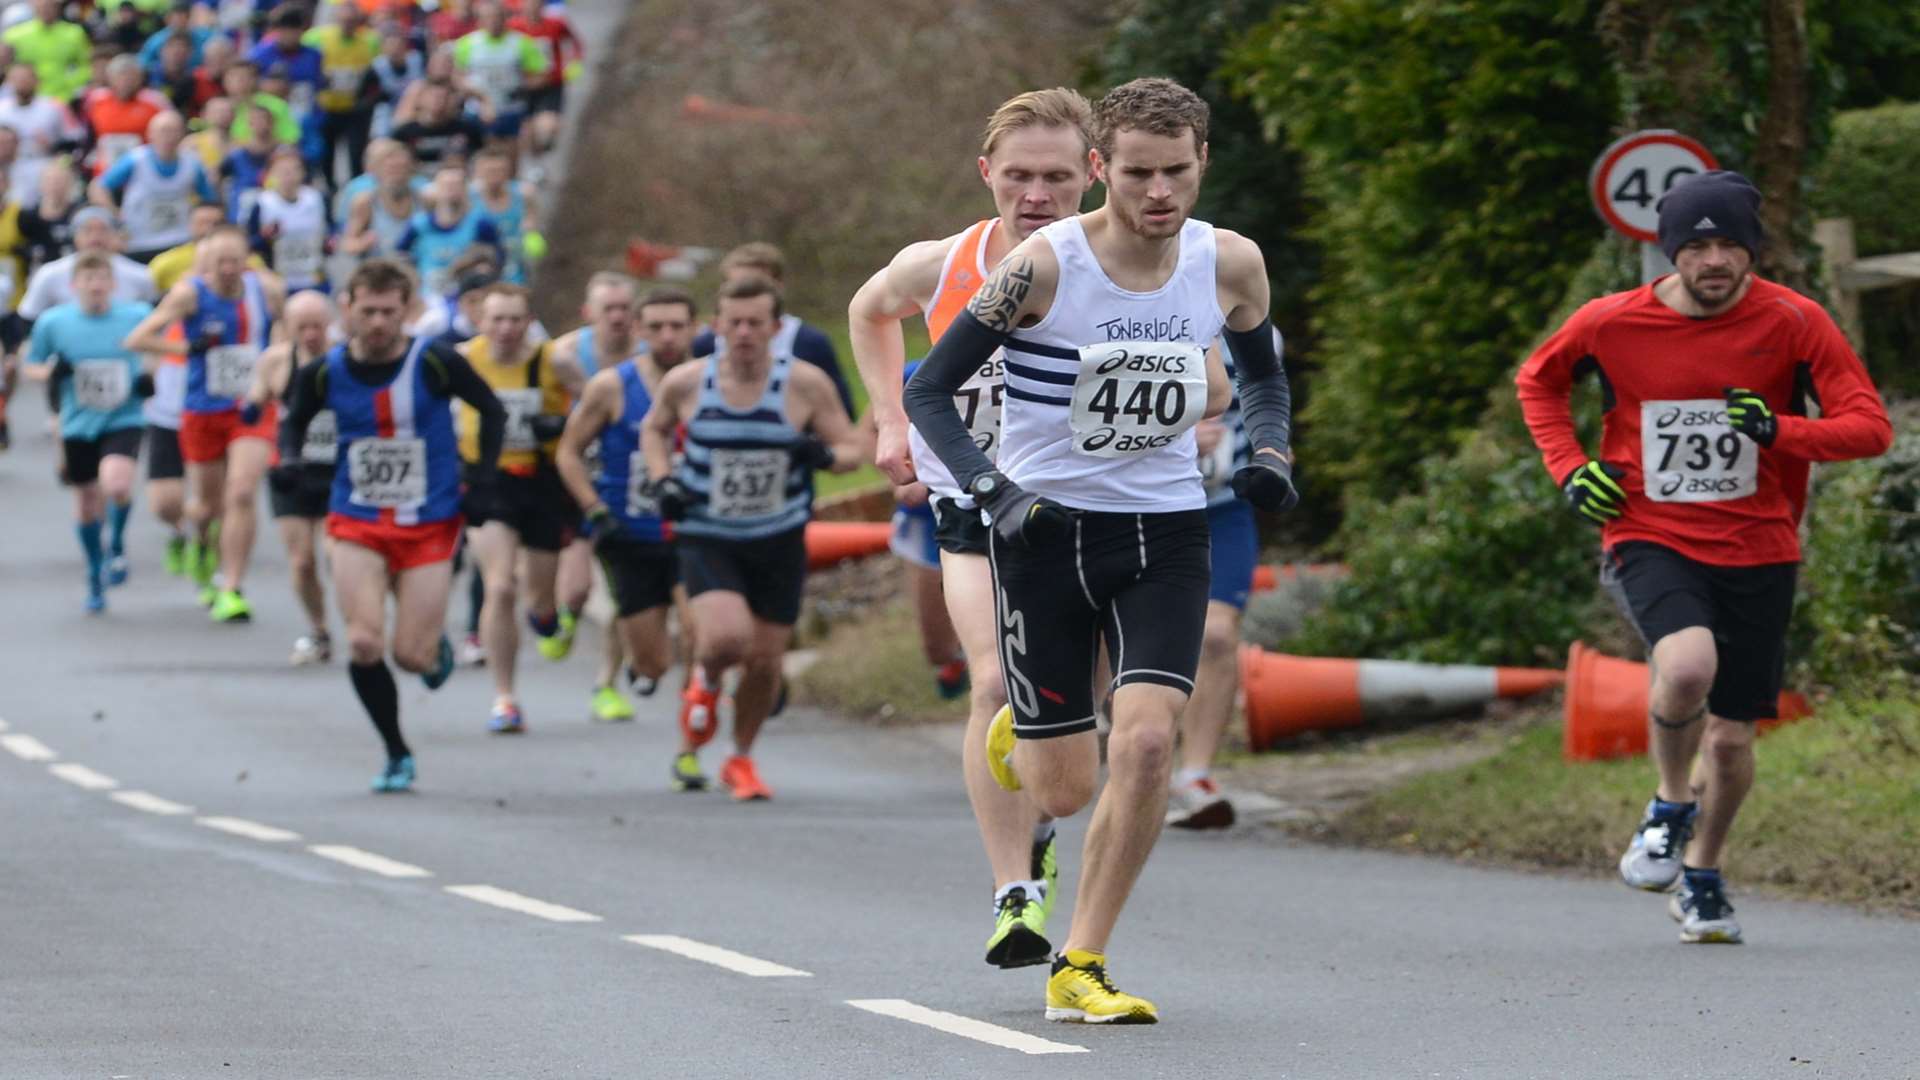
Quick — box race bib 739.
[1641,399,1757,502]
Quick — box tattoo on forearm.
[966,255,1034,333]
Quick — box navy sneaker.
[1670,871,1742,943]
[1619,797,1696,891]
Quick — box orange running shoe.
[679,672,720,749]
[719,755,771,801]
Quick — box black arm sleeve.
[429,345,506,472]
[902,309,1008,492]
[1221,322,1292,456]
[279,357,328,461]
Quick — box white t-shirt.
[18,253,158,319]
[0,94,77,205]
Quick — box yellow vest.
[305,27,382,113]
[459,338,568,472]
[0,203,23,307]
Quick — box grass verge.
[1308,689,1920,913]
[795,598,966,725]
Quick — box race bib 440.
[1641,399,1757,503]
[1069,341,1208,458]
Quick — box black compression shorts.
[678,527,807,626]
[991,508,1211,739]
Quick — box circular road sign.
[1590,130,1720,244]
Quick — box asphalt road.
[5,383,1919,1080]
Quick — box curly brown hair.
[1093,77,1209,161]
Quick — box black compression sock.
[349,660,409,759]
[466,571,484,635]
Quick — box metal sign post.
[1589,130,1719,284]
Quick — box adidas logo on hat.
[1694,216,1717,229]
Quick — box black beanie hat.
[1656,170,1763,262]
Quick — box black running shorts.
[678,527,807,626]
[1601,540,1798,722]
[990,508,1211,739]
[595,531,678,617]
[465,465,578,552]
[61,428,144,486]
[144,424,183,481]
[930,495,990,557]
[270,463,333,519]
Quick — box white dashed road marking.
[845,999,1091,1056]
[621,934,812,977]
[195,816,302,843]
[49,762,118,791]
[309,845,432,879]
[1,733,57,762]
[110,790,195,816]
[444,885,602,923]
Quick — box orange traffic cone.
[1562,642,1813,761]
[804,521,894,570]
[1238,645,1564,751]
[1250,563,1348,594]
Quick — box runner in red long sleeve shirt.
[1516,170,1890,945]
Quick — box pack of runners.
[3,54,1895,1028]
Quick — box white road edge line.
[110,790,195,816]
[48,762,118,790]
[444,884,602,923]
[1,733,57,762]
[621,934,812,977]
[309,845,432,879]
[195,816,302,843]
[845,999,1090,1056]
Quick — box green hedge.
[1810,100,1920,394]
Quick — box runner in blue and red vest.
[278,257,506,793]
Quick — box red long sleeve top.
[1516,276,1892,566]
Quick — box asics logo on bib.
[1093,348,1192,376]
[998,587,1039,719]
[1096,314,1192,342]
[1653,404,1730,430]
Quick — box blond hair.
[720,242,786,283]
[1093,78,1208,161]
[980,88,1093,159]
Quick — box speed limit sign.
[1590,130,1719,244]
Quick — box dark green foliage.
[1809,100,1920,396]
[1231,0,1618,503]
[1817,0,1920,109]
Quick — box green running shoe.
[591,684,635,722]
[534,608,577,661]
[209,589,252,623]
[196,583,218,608]
[1031,829,1059,920]
[984,885,1052,969]
[670,751,707,791]
[164,535,188,577]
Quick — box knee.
[969,658,1007,714]
[1034,780,1096,821]
[392,641,434,674]
[288,550,316,579]
[484,575,518,608]
[1107,718,1176,779]
[700,631,749,668]
[1200,618,1241,663]
[347,630,385,666]
[1654,654,1716,705]
[1701,721,1754,767]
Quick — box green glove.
[1563,460,1628,525]
[522,230,548,262]
[1723,387,1777,447]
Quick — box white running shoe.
[457,634,487,667]
[1618,798,1694,891]
[290,634,332,666]
[1670,877,1743,944]
[1166,776,1235,829]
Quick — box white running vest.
[120,149,201,252]
[257,187,329,289]
[908,219,1003,505]
[997,216,1223,514]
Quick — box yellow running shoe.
[1045,950,1158,1024]
[986,704,1021,792]
[208,589,252,623]
[984,885,1051,969]
[590,684,635,722]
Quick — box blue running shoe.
[488,700,525,734]
[421,635,455,690]
[372,755,416,793]
[106,555,129,587]
[85,584,106,614]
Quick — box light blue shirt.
[28,301,154,441]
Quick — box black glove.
[47,353,72,381]
[1723,387,1777,447]
[585,503,626,547]
[792,433,836,471]
[461,467,503,524]
[238,400,263,426]
[971,470,1071,550]
[645,475,692,522]
[132,372,155,399]
[267,463,302,494]
[1563,460,1628,525]
[528,413,568,442]
[1231,451,1300,513]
